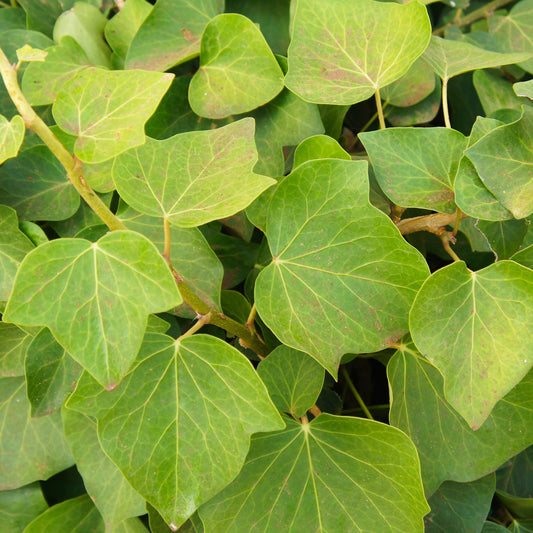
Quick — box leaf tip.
[169,523,179,531]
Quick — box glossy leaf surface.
[255,159,429,376]
[4,231,182,388]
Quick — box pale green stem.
[375,89,386,130]
[178,312,212,340]
[341,367,374,420]
[442,78,452,129]
[163,216,172,267]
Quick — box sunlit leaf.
[0,482,48,533]
[285,0,431,105]
[293,134,350,169]
[255,159,429,376]
[0,114,24,164]
[189,14,284,119]
[4,231,182,388]
[515,79,533,99]
[113,119,275,227]
[53,67,173,163]
[67,333,284,528]
[199,414,430,532]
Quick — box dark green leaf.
[476,219,529,259]
[0,483,48,533]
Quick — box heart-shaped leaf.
[4,231,182,388]
[67,333,284,529]
[285,0,431,105]
[360,127,466,214]
[53,67,173,163]
[388,343,533,495]
[113,118,275,227]
[189,14,284,119]
[0,114,24,164]
[465,106,533,219]
[410,260,533,429]
[255,158,429,376]
[125,0,223,71]
[198,414,430,532]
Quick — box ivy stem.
[442,78,452,129]
[163,216,172,267]
[375,89,386,129]
[433,0,515,36]
[359,101,389,134]
[0,46,126,232]
[343,404,389,415]
[308,404,322,417]
[300,414,309,424]
[395,211,467,236]
[178,311,212,340]
[441,232,461,262]
[452,208,463,236]
[341,367,374,420]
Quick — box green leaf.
[257,345,325,418]
[255,159,429,376]
[0,206,34,302]
[476,219,529,259]
[67,333,284,528]
[22,494,104,532]
[16,0,64,37]
[497,446,533,498]
[465,107,533,219]
[4,231,182,389]
[220,290,251,324]
[0,115,24,164]
[62,409,146,529]
[0,376,74,489]
[410,260,533,429]
[104,0,152,68]
[112,119,275,227]
[293,134,350,169]
[0,145,80,221]
[199,414,430,532]
[388,344,533,495]
[16,44,47,63]
[425,475,496,533]
[285,0,431,105]
[53,1,112,69]
[125,0,223,71]
[512,243,533,269]
[482,523,509,533]
[53,67,173,163]
[0,7,28,33]
[0,482,48,533]
[360,127,466,214]
[0,323,35,377]
[21,36,92,106]
[25,328,82,417]
[515,79,533,99]
[489,0,533,74]
[117,204,223,316]
[189,14,284,119]
[421,35,531,82]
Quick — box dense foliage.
[0,0,532,531]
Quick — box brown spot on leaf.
[181,28,196,42]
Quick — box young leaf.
[189,14,284,119]
[112,118,275,227]
[125,0,223,71]
[292,134,350,169]
[465,106,533,219]
[198,415,430,532]
[67,333,284,529]
[4,231,182,389]
[0,114,24,164]
[360,127,466,214]
[388,344,533,496]
[285,0,431,105]
[257,345,325,418]
[0,482,48,532]
[515,79,533,99]
[255,159,429,376]
[0,376,73,490]
[410,260,533,429]
[53,67,173,163]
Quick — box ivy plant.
[0,0,532,531]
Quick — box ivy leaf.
[255,159,429,376]
[0,376,73,489]
[4,231,182,389]
[0,322,35,377]
[53,67,173,163]
[293,134,350,169]
[388,344,533,495]
[62,409,146,530]
[22,494,104,532]
[465,107,533,219]
[410,260,533,429]
[0,206,34,302]
[198,414,430,532]
[21,36,92,106]
[16,0,63,37]
[25,328,82,417]
[360,127,466,214]
[515,80,533,99]
[0,114,24,164]
[0,145,80,221]
[257,345,325,418]
[67,333,284,529]
[0,482,48,532]
[421,35,531,82]
[285,0,431,105]
[125,0,223,71]
[189,14,284,119]
[113,118,275,227]
[476,219,529,260]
